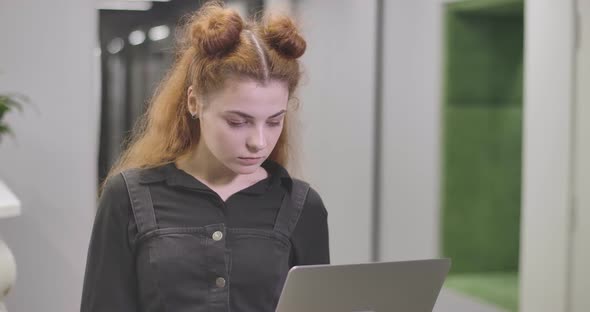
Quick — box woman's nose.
[246,128,267,152]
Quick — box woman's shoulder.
[118,164,171,185]
[96,173,132,222]
[290,179,328,218]
[307,186,328,217]
[100,164,166,199]
[101,173,128,199]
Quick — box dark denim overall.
[121,169,310,312]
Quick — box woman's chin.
[227,163,260,175]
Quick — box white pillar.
[296,0,377,264]
[570,0,590,311]
[519,0,576,311]
[379,0,442,261]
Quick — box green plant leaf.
[0,93,29,141]
[0,124,12,135]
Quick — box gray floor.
[433,287,508,312]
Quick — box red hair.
[103,1,306,187]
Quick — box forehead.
[205,78,289,112]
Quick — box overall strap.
[273,179,310,237]
[121,170,158,235]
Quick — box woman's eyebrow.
[224,109,287,119]
[268,110,287,118]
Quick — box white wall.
[0,1,98,311]
[296,0,443,265]
[571,0,590,311]
[379,0,443,261]
[296,0,377,264]
[519,0,575,311]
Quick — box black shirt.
[81,160,330,311]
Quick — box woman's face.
[190,78,289,175]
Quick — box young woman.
[81,2,329,312]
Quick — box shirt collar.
[137,159,291,195]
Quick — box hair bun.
[190,3,243,57]
[262,15,306,59]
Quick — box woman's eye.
[227,120,247,127]
[267,120,282,127]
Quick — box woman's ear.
[187,86,199,118]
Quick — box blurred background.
[0,0,588,311]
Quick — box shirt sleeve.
[80,173,138,312]
[290,186,330,266]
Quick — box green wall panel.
[441,0,523,273]
[443,106,522,272]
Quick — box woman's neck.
[175,145,267,188]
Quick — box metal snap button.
[212,231,223,241]
[216,277,226,288]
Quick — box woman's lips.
[237,157,263,165]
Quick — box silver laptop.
[276,258,451,312]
